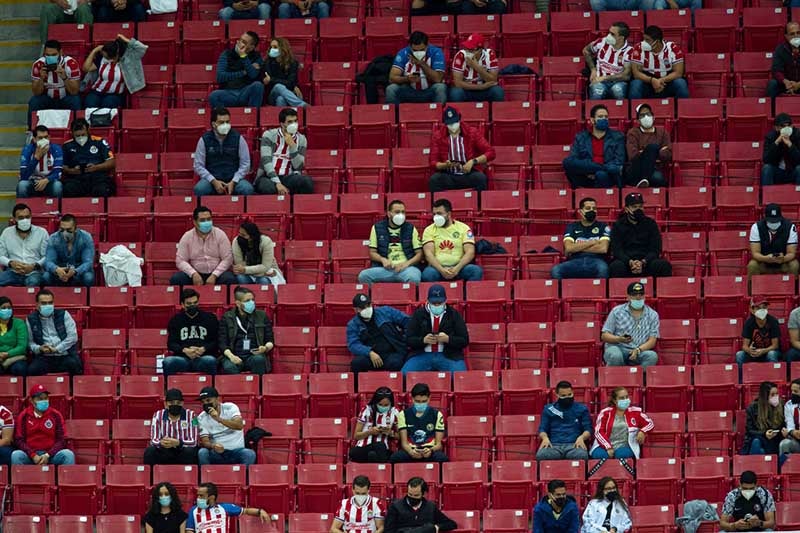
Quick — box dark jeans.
[626,144,667,187]
[460,0,506,13]
[761,164,800,185]
[767,79,800,98]
[787,348,800,363]
[390,449,448,463]
[162,355,219,376]
[84,91,124,109]
[27,354,83,376]
[144,445,199,465]
[255,173,314,195]
[563,158,621,188]
[221,354,270,375]
[429,171,488,192]
[628,78,690,99]
[349,442,391,463]
[169,271,237,286]
[1,361,28,376]
[0,446,13,465]
[551,255,609,279]
[385,83,447,105]
[94,1,146,22]
[350,352,405,374]
[62,175,115,198]
[608,258,672,278]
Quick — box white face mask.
[639,115,654,129]
[286,122,299,135]
[216,122,231,135]
[433,214,447,228]
[36,138,50,149]
[463,50,474,60]
[767,221,782,231]
[16,218,32,232]
[359,306,373,320]
[447,122,460,133]
[412,50,426,60]
[755,308,769,321]
[391,213,406,226]
[641,41,653,52]
[75,135,88,146]
[782,126,793,137]
[741,489,755,501]
[792,37,800,48]
[353,495,369,506]
[604,33,617,46]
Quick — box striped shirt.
[355,404,399,447]
[31,55,81,99]
[628,41,684,79]
[91,57,126,94]
[447,134,467,175]
[149,407,198,447]
[272,133,298,176]
[0,405,14,431]
[335,496,384,533]
[451,48,498,85]
[186,503,242,533]
[589,38,632,77]
[601,302,660,351]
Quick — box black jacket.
[743,399,785,455]
[262,58,299,92]
[610,213,663,264]
[167,309,219,356]
[218,308,274,356]
[384,497,457,533]
[406,304,469,361]
[763,127,800,172]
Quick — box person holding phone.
[196,386,256,465]
[720,470,776,532]
[600,282,659,368]
[390,383,447,463]
[743,381,785,456]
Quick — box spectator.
[532,479,580,533]
[18,126,63,199]
[761,113,800,186]
[788,303,800,364]
[384,477,456,533]
[743,383,785,456]
[460,0,504,14]
[209,32,264,109]
[196,386,256,465]
[28,41,81,124]
[601,282,660,368]
[735,296,782,371]
[277,0,329,18]
[193,107,254,197]
[590,387,653,459]
[0,203,48,287]
[262,38,307,107]
[720,471,776,532]
[219,0,270,21]
[628,25,688,99]
[652,0,700,8]
[747,203,799,276]
[92,0,145,22]
[563,104,625,189]
[164,289,220,376]
[43,214,95,287]
[11,384,75,465]
[186,482,271,533]
[449,34,504,102]
[609,192,672,278]
[358,200,423,285]
[349,387,400,463]
[219,286,274,375]
[26,289,82,376]
[625,103,671,188]
[171,206,236,286]
[332,476,385,533]
[144,389,199,466]
[386,32,447,105]
[536,380,592,461]
[61,118,116,197]
[410,0,461,16]
[583,22,633,100]
[144,482,188,533]
[39,2,92,45]
[347,294,408,374]
[581,477,632,533]
[255,107,313,195]
[390,383,447,463]
[551,197,611,280]
[590,0,648,10]
[403,284,469,373]
[768,22,800,99]
[82,34,148,108]
[0,297,29,376]
[232,222,283,285]
[429,106,495,192]
[0,404,13,465]
[420,199,483,282]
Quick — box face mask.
[605,491,618,502]
[198,220,213,234]
[429,303,445,316]
[391,213,406,226]
[0,309,12,321]
[376,404,390,414]
[359,306,373,320]
[36,138,50,149]
[216,123,231,136]
[286,122,299,135]
[61,230,74,242]
[629,209,645,222]
[641,41,653,52]
[594,118,609,131]
[604,34,616,46]
[412,50,426,60]
[769,395,780,407]
[269,48,280,58]
[185,304,199,316]
[75,135,88,146]
[782,126,793,137]
[552,496,567,508]
[755,308,769,321]
[557,397,574,410]
[159,495,172,506]
[353,495,369,506]
[39,304,54,318]
[167,405,183,416]
[741,489,755,501]
[414,401,428,413]
[35,400,49,412]
[792,37,800,48]
[617,399,631,410]
[196,498,209,510]
[447,122,460,134]
[44,55,59,66]
[630,299,645,310]
[16,218,32,232]
[767,221,782,231]
[640,115,654,129]
[243,300,256,314]
[407,496,422,506]
[583,210,597,222]
[433,214,447,228]
[463,51,474,60]
[792,394,800,405]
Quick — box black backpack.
[356,55,394,104]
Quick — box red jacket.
[428,122,496,172]
[590,405,654,459]
[14,405,68,459]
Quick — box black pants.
[144,445,199,465]
[349,442,391,463]
[255,173,314,195]
[63,175,115,198]
[609,258,672,278]
[429,171,487,192]
[27,354,83,376]
[626,144,667,187]
[351,352,405,374]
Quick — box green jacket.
[0,318,28,369]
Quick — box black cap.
[635,103,652,116]
[775,113,792,126]
[627,282,645,296]
[442,106,461,126]
[427,284,447,304]
[198,386,219,400]
[165,388,184,402]
[740,470,758,485]
[765,203,782,223]
[624,192,645,207]
[352,293,371,308]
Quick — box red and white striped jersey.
[451,48,499,85]
[272,133,298,176]
[628,41,684,79]
[30,55,81,99]
[355,404,399,447]
[0,405,14,431]
[186,503,242,533]
[91,57,126,94]
[589,38,632,77]
[334,496,384,533]
[149,408,198,447]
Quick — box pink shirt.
[176,227,233,278]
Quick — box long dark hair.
[756,381,783,431]
[368,387,395,427]
[592,476,629,514]
[237,222,263,266]
[147,482,183,516]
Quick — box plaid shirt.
[602,302,660,350]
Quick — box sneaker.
[636,178,649,188]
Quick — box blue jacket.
[19,142,63,182]
[45,228,95,277]
[533,495,580,533]
[538,401,592,445]
[346,305,409,358]
[562,129,625,176]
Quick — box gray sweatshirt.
[258,127,307,183]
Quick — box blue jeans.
[358,266,422,285]
[787,348,800,363]
[591,445,635,459]
[551,255,609,279]
[0,270,43,287]
[390,449,449,462]
[761,164,800,186]
[402,353,467,374]
[1,360,27,376]
[42,270,94,287]
[193,179,255,196]
[198,447,256,465]
[736,350,782,372]
[421,264,483,282]
[352,352,405,373]
[84,91,124,109]
[604,345,659,368]
[169,271,238,286]
[652,0,700,7]
[218,2,271,19]
[385,83,447,105]
[236,274,272,285]
[17,179,63,198]
[448,85,505,103]
[269,83,307,107]
[11,449,75,465]
[28,94,81,128]
[590,0,655,9]
[628,78,689,99]
[162,355,219,376]
[209,82,265,109]
[95,1,146,21]
[589,80,628,100]
[460,0,505,13]
[277,1,329,18]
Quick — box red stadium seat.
[500,368,548,415]
[733,51,772,97]
[725,98,771,143]
[501,13,547,58]
[463,281,511,324]
[636,458,683,507]
[254,418,300,466]
[166,108,209,151]
[496,58,538,102]
[364,16,409,59]
[512,280,558,324]
[104,465,150,515]
[742,7,787,52]
[246,195,290,242]
[525,188,571,235]
[152,196,196,243]
[750,274,796,319]
[733,454,779,491]
[644,365,691,413]
[57,465,103,515]
[655,276,701,322]
[181,20,225,64]
[110,419,151,465]
[48,516,93,533]
[121,110,165,154]
[684,456,732,503]
[2,515,47,533]
[466,323,506,371]
[137,21,180,65]
[702,276,749,320]
[308,373,356,418]
[628,505,677,533]
[391,148,432,193]
[490,462,538,512]
[452,371,499,416]
[686,53,730,99]
[641,412,685,459]
[106,195,152,242]
[301,418,348,465]
[350,104,396,150]
[11,465,55,514]
[201,465,247,503]
[159,153,197,197]
[688,410,734,457]
[538,460,586,499]
[693,362,740,411]
[128,65,172,110]
[65,419,109,466]
[676,98,723,143]
[708,230,750,276]
[296,463,345,511]
[274,18,317,64]
[646,9,691,50]
[495,415,539,462]
[330,240,370,285]
[30,375,70,418]
[81,328,126,376]
[174,65,216,108]
[549,12,595,57]
[248,464,295,515]
[118,376,164,418]
[505,324,552,371]
[316,326,350,373]
[411,16,454,50]
[490,101,534,147]
[405,370,452,413]
[47,23,90,58]
[318,18,361,62]
[95,515,141,533]
[597,365,643,407]
[312,62,356,107]
[560,278,606,323]
[448,511,480,533]
[72,375,117,419]
[272,326,316,374]
[538,99,583,145]
[446,415,494,462]
[166,374,211,413]
[671,142,717,188]
[398,103,440,148]
[292,195,337,241]
[0,376,23,413]
[441,461,489,511]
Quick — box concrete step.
[0,18,39,42]
[0,105,28,127]
[0,148,19,173]
[0,61,35,83]
[0,189,17,217]
[0,40,40,62]
[0,82,32,105]
[0,0,46,21]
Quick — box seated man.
[403,284,468,374]
[448,34,504,102]
[164,289,220,376]
[197,386,256,465]
[761,113,800,186]
[600,282,659,368]
[628,25,688,100]
[18,126,63,199]
[768,22,800,99]
[625,103,671,188]
[719,471,776,532]
[26,289,82,376]
[61,118,116,198]
[536,380,592,461]
[11,384,75,466]
[219,286,274,375]
[0,404,13,465]
[254,107,313,195]
[186,482,271,533]
[590,0,649,10]
[735,296,782,371]
[420,199,483,282]
[583,22,632,100]
[209,32,265,109]
[550,197,610,280]
[384,477,456,533]
[28,40,81,126]
[276,0,329,18]
[747,203,800,276]
[193,107,254,197]
[532,480,580,533]
[562,104,625,189]
[358,200,423,285]
[347,293,408,374]
[144,388,199,465]
[43,214,95,287]
[780,378,800,457]
[429,106,495,192]
[386,32,447,105]
[219,0,271,21]
[332,476,385,533]
[0,203,48,287]
[390,384,448,463]
[39,3,92,45]
[788,305,800,364]
[171,206,237,286]
[92,0,146,22]
[609,192,672,278]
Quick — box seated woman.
[581,476,632,533]
[349,386,399,463]
[743,381,785,455]
[262,38,307,108]
[0,297,28,376]
[232,221,283,285]
[143,482,187,533]
[82,33,147,108]
[590,387,654,459]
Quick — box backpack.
[356,55,394,104]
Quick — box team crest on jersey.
[452,231,460,238]
[89,145,98,154]
[592,227,599,234]
[426,423,434,431]
[44,419,53,429]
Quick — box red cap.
[29,384,49,397]
[462,33,485,49]
[751,295,769,306]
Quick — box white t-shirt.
[749,222,799,245]
[197,402,245,450]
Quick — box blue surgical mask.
[629,299,645,310]
[595,118,609,131]
[376,404,390,414]
[39,304,54,317]
[414,402,428,413]
[35,400,49,412]
[198,220,213,234]
[429,303,445,316]
[159,496,172,507]
[196,498,209,510]
[0,308,12,320]
[268,48,280,58]
[617,399,631,410]
[44,55,59,66]
[243,300,256,314]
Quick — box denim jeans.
[218,2,271,19]
[0,270,43,287]
[589,80,628,100]
[736,350,782,372]
[17,179,63,198]
[236,274,272,285]
[591,445,635,459]
[421,264,483,282]
[761,164,800,186]
[221,354,270,375]
[42,270,94,287]
[390,449,449,463]
[162,355,218,376]
[277,1,329,18]
[0,446,13,465]
[269,83,307,107]
[28,354,83,376]
[652,0,700,7]
[209,82,265,109]
[628,78,689,99]
[604,345,658,368]
[11,449,75,465]
[358,266,422,285]
[535,443,589,461]
[352,352,405,373]
[460,0,506,13]
[590,0,655,9]
[169,271,238,286]
[84,91,124,109]
[0,360,27,376]
[787,348,800,363]
[551,255,609,279]
[401,353,467,374]
[564,168,620,189]
[94,1,146,21]
[385,83,447,105]
[193,179,255,197]
[198,447,256,465]
[448,85,505,102]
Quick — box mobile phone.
[623,334,632,341]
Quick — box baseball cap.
[627,282,645,296]
[462,33,485,49]
[635,103,652,116]
[624,192,645,207]
[775,113,792,126]
[751,295,769,307]
[765,203,782,223]
[29,384,48,398]
[442,106,461,126]
[352,293,371,308]
[427,284,447,304]
[198,386,220,400]
[165,388,184,402]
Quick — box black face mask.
[237,236,250,251]
[552,496,567,508]
[557,397,574,410]
[185,305,199,316]
[792,394,800,405]
[605,491,618,502]
[628,209,645,222]
[167,405,183,416]
[202,403,216,413]
[583,210,597,222]
[406,496,422,507]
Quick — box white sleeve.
[749,223,760,243]
[786,403,796,431]
[789,224,798,245]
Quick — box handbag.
[88,108,113,127]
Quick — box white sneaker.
[636,178,649,188]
